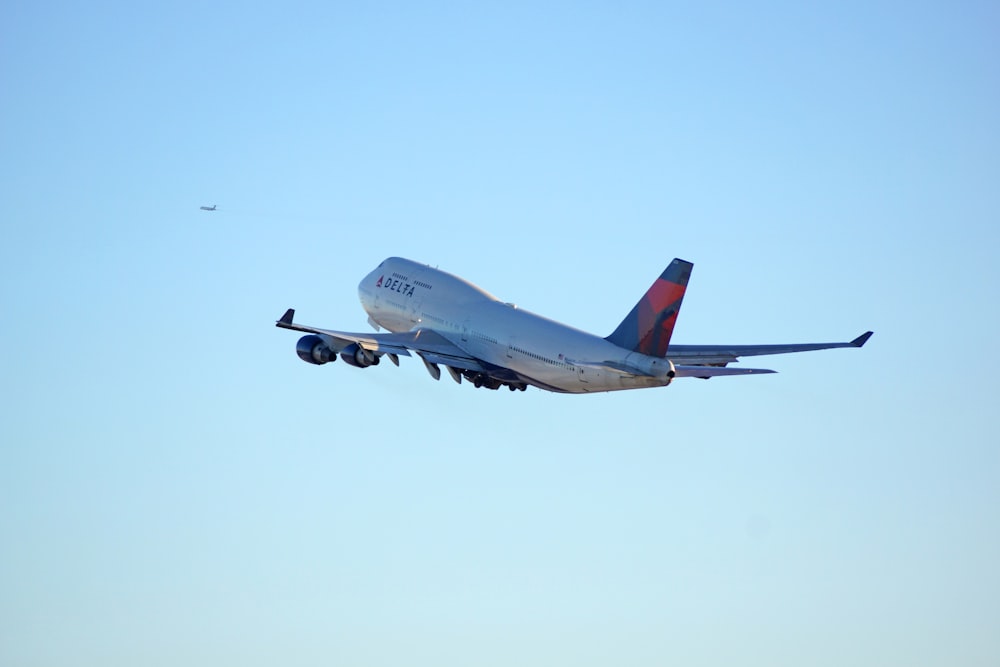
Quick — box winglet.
[851,331,874,347]
[277,308,295,327]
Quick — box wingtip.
[851,331,874,347]
[277,308,295,326]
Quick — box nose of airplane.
[357,263,383,313]
[358,274,372,308]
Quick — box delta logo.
[375,275,415,297]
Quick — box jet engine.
[339,342,379,368]
[296,335,336,365]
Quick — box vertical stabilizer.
[605,258,692,357]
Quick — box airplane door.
[576,364,604,386]
[408,267,425,325]
[409,293,424,324]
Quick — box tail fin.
[605,258,692,357]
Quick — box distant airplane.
[200,205,217,211]
[276,257,873,394]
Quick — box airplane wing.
[275,309,488,373]
[666,331,873,365]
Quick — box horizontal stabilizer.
[672,365,776,378]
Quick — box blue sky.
[2,2,998,665]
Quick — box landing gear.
[464,372,526,391]
[467,372,492,389]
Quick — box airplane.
[276,257,872,394]
[200,204,217,211]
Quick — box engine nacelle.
[339,342,379,368]
[296,335,336,365]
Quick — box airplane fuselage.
[358,257,670,393]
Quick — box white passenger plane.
[276,257,872,393]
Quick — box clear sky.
[2,2,998,665]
